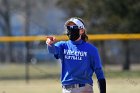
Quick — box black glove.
[98,79,106,93]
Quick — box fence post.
[25,0,31,83]
[123,40,130,70]
[100,41,106,67]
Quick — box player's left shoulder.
[84,42,100,56]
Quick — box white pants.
[62,84,93,93]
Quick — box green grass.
[105,70,140,78]
[0,64,140,93]
[0,63,140,79]
[0,63,61,80]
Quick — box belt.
[62,84,86,89]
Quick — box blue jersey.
[48,40,105,85]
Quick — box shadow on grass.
[105,70,140,78]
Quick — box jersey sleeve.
[47,41,65,59]
[90,47,105,79]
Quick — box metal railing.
[0,34,140,42]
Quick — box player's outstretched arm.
[46,36,56,54]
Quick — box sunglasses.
[67,25,79,30]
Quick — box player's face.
[66,22,80,41]
[66,22,84,35]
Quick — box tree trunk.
[2,0,12,62]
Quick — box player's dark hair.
[81,31,88,42]
[77,18,88,42]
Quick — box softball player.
[46,17,106,93]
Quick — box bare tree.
[0,0,12,62]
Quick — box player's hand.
[46,36,56,46]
